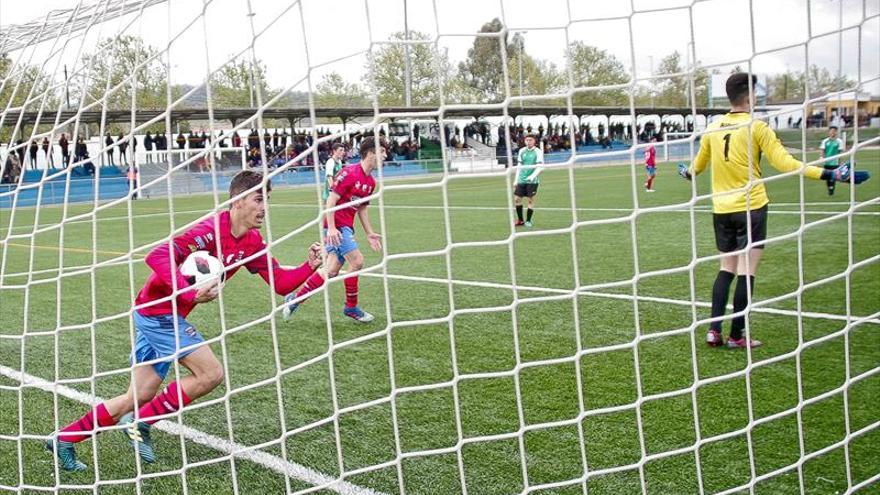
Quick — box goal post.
[0,0,878,494]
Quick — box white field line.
[3,201,878,235]
[0,365,387,495]
[358,272,880,326]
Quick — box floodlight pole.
[518,33,524,109]
[404,0,412,107]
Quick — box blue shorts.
[132,311,205,379]
[645,166,656,177]
[325,226,359,264]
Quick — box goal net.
[1,0,878,494]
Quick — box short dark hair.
[524,133,537,141]
[229,170,271,199]
[359,136,387,158]
[829,126,838,131]
[331,143,345,152]
[726,72,758,106]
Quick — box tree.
[766,65,854,102]
[316,72,369,108]
[653,50,710,108]
[78,35,168,111]
[507,33,564,102]
[210,57,276,108]
[566,42,630,106]
[364,30,454,106]
[457,18,511,102]
[0,53,60,141]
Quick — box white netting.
[1,0,879,494]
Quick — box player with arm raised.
[819,126,845,196]
[283,136,385,323]
[679,73,869,349]
[514,134,544,227]
[46,171,322,472]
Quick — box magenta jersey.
[326,163,376,230]
[136,210,315,318]
[645,145,656,167]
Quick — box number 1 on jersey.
[723,133,731,161]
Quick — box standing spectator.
[144,132,154,163]
[74,136,87,163]
[104,132,115,166]
[118,133,129,166]
[217,131,227,148]
[42,136,53,167]
[15,138,26,166]
[131,135,139,165]
[29,139,39,169]
[176,132,186,150]
[263,129,271,149]
[232,131,242,149]
[281,128,289,148]
[155,133,167,162]
[59,133,70,168]
[272,129,280,149]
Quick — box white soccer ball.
[180,251,225,287]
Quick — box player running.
[513,134,544,227]
[283,137,386,323]
[819,126,845,196]
[645,135,657,192]
[46,171,323,471]
[679,73,869,349]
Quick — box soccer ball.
[180,251,225,287]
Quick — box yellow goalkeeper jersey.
[690,112,824,214]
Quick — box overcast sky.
[1,0,878,97]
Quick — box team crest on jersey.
[187,243,198,252]
[224,251,245,265]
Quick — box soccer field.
[1,150,878,494]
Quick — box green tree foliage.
[653,50,710,108]
[78,35,168,111]
[365,30,455,106]
[765,65,854,102]
[566,41,630,106]
[316,72,369,107]
[507,33,563,101]
[210,57,276,108]
[457,18,511,101]
[0,53,59,141]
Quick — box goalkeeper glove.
[677,163,692,181]
[823,163,871,184]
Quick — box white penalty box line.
[0,365,387,495]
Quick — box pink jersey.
[645,145,656,167]
[136,210,315,318]
[325,163,376,230]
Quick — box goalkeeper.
[679,72,869,349]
